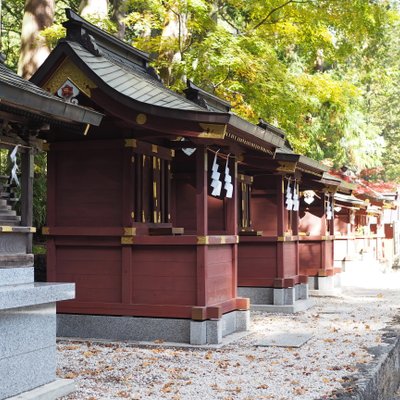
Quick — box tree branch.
[213,69,231,90]
[250,0,316,32]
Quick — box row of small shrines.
[0,9,398,399]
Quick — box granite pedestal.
[0,263,75,400]
[57,309,250,346]
[238,284,314,313]
[308,274,342,296]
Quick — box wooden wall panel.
[299,242,321,276]
[208,196,225,233]
[334,214,348,235]
[55,147,123,226]
[324,241,334,269]
[131,246,196,305]
[282,242,297,277]
[299,211,324,235]
[172,178,196,233]
[206,246,233,304]
[385,224,394,239]
[251,197,277,234]
[238,243,277,285]
[56,246,122,303]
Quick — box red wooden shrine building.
[31,10,398,343]
[334,178,398,268]
[32,9,294,344]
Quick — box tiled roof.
[0,62,103,125]
[0,63,67,103]
[67,41,205,112]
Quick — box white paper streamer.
[211,152,222,196]
[292,182,299,211]
[285,180,293,210]
[326,195,333,220]
[224,155,233,198]
[9,145,19,186]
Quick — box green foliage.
[2,0,25,70]
[119,0,395,174]
[3,0,400,182]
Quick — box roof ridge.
[63,8,150,68]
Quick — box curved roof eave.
[1,64,103,126]
[32,42,286,151]
[32,42,231,125]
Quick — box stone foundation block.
[58,310,250,346]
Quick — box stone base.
[250,298,314,313]
[308,274,342,296]
[0,304,57,400]
[0,269,75,400]
[238,284,313,313]
[0,282,75,311]
[57,310,250,345]
[6,379,75,400]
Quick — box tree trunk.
[111,0,126,40]
[159,8,187,86]
[17,0,54,79]
[79,0,108,19]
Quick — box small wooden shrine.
[236,146,333,311]
[333,178,397,267]
[298,172,342,294]
[31,9,290,344]
[0,60,101,399]
[333,180,362,266]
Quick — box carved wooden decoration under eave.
[198,123,227,139]
[276,161,297,174]
[43,58,96,97]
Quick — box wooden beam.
[21,148,34,252]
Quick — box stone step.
[0,214,20,220]
[0,231,28,254]
[0,253,34,268]
[0,219,20,226]
[0,210,16,216]
[0,282,75,311]
[0,266,34,285]
[0,199,8,207]
[0,207,15,214]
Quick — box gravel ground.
[58,261,400,400]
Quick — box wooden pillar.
[45,147,55,282]
[226,158,238,298]
[196,147,208,307]
[121,143,135,227]
[46,148,56,227]
[276,176,285,284]
[277,176,285,236]
[292,182,300,278]
[21,148,34,252]
[121,143,134,304]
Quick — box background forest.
[2,0,400,226]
